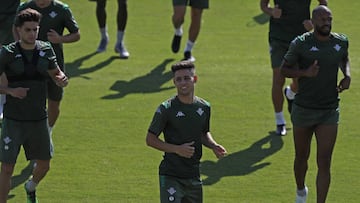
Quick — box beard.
[316,25,331,36]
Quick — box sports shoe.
[182,51,195,62]
[24,184,38,203]
[276,124,286,136]
[96,37,109,53]
[295,186,308,203]
[114,43,130,59]
[284,86,294,114]
[171,35,182,53]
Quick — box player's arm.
[201,132,227,159]
[48,66,68,87]
[281,60,319,78]
[337,55,351,92]
[146,132,195,159]
[260,0,281,18]
[47,29,80,44]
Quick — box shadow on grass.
[101,58,175,99]
[65,52,119,79]
[200,132,283,185]
[246,13,270,27]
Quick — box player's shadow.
[200,132,283,185]
[101,58,175,99]
[10,161,34,190]
[65,52,118,79]
[246,13,270,27]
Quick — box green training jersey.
[0,0,20,15]
[148,96,211,178]
[17,0,79,70]
[0,40,58,121]
[284,32,349,109]
[269,0,311,43]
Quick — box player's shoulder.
[1,42,18,54]
[331,32,348,43]
[18,1,33,10]
[194,96,211,107]
[161,96,177,109]
[53,0,71,10]
[36,40,52,50]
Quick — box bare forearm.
[260,0,273,16]
[60,32,80,43]
[146,132,178,153]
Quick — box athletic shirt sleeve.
[63,5,80,34]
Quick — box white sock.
[49,126,53,135]
[286,86,296,100]
[275,112,286,125]
[25,179,38,192]
[184,40,194,52]
[116,31,124,45]
[175,27,183,36]
[297,187,307,196]
[100,27,108,40]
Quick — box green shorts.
[159,175,203,203]
[173,0,209,9]
[291,104,339,127]
[0,14,16,45]
[47,79,64,101]
[269,38,290,69]
[0,118,53,163]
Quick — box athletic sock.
[275,112,286,125]
[100,27,108,40]
[116,31,124,45]
[25,179,38,192]
[175,27,183,36]
[184,40,194,52]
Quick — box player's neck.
[177,94,195,104]
[19,40,36,50]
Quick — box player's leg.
[159,175,184,203]
[314,124,338,202]
[171,0,187,53]
[95,0,109,52]
[284,77,298,113]
[183,177,203,203]
[0,163,15,202]
[182,7,203,62]
[114,0,129,58]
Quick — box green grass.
[7,0,360,202]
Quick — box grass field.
[6,0,360,202]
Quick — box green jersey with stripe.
[284,32,349,109]
[148,96,211,178]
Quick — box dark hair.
[14,8,42,27]
[171,61,195,73]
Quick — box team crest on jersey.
[176,111,185,117]
[49,11,58,18]
[196,108,204,116]
[156,107,162,114]
[333,44,341,51]
[39,51,46,57]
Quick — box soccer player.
[281,5,350,203]
[260,0,328,135]
[89,0,129,59]
[146,61,227,202]
[0,0,20,119]
[170,0,208,62]
[0,8,68,203]
[15,0,80,135]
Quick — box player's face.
[313,10,332,36]
[173,69,196,97]
[17,21,39,45]
[35,0,52,8]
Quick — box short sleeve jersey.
[148,96,211,178]
[269,0,311,43]
[17,0,79,70]
[0,40,58,121]
[284,32,349,109]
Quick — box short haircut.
[171,61,195,73]
[14,8,42,27]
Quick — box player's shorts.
[0,14,16,45]
[291,103,339,127]
[269,38,290,69]
[47,79,63,101]
[173,0,209,9]
[0,118,53,163]
[159,175,203,203]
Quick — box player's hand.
[304,60,319,77]
[303,20,314,31]
[55,74,68,87]
[272,5,282,18]
[337,76,351,92]
[175,141,195,158]
[9,87,29,99]
[47,29,62,44]
[212,144,227,159]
